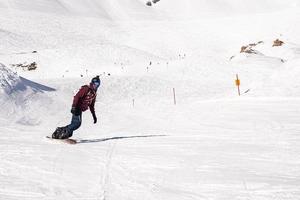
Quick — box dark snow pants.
[66,113,82,135]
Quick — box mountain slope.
[0,0,299,20]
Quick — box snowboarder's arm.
[89,97,96,115]
[89,98,97,124]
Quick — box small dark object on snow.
[273,39,284,47]
[27,62,37,71]
[240,46,256,54]
[240,41,264,54]
[152,0,160,3]
[257,41,264,44]
[146,1,152,6]
[32,51,37,53]
[244,89,250,94]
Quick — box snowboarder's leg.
[52,113,82,139]
[65,113,82,136]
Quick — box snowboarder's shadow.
[77,134,167,144]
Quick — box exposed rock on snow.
[146,0,160,6]
[11,62,38,71]
[230,39,291,62]
[240,41,264,54]
[273,39,284,47]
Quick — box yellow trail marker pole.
[235,74,241,96]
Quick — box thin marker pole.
[173,88,176,105]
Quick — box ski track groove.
[101,141,117,200]
[50,143,66,197]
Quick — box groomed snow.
[0,0,300,199]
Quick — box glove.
[71,107,76,114]
[92,112,97,124]
[71,107,80,116]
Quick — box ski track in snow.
[101,141,116,200]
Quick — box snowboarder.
[52,76,100,139]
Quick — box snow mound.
[0,63,55,95]
[0,63,56,126]
[0,63,20,94]
[229,40,300,97]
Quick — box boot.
[58,127,72,139]
[52,127,63,139]
[52,127,72,139]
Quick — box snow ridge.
[0,63,20,94]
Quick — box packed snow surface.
[0,0,300,199]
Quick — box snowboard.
[46,136,77,144]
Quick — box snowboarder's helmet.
[91,76,101,88]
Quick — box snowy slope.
[0,0,156,20]
[154,0,300,19]
[0,0,299,19]
[0,0,300,200]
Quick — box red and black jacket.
[72,84,97,116]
